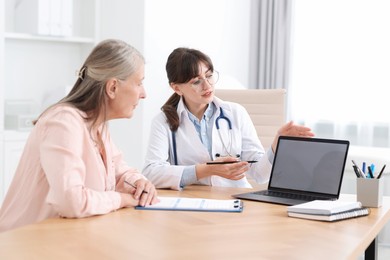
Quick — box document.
[135,197,243,212]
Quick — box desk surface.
[0,186,389,260]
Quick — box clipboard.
[135,197,244,212]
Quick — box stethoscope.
[215,107,234,157]
[172,107,236,165]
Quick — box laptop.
[233,136,350,205]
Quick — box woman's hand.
[271,121,315,152]
[119,193,140,208]
[117,176,159,207]
[131,179,159,207]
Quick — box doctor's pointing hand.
[142,47,314,190]
[271,121,314,153]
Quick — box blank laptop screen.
[269,137,349,195]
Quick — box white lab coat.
[142,96,273,190]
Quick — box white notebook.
[287,208,370,222]
[287,200,362,215]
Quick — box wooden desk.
[0,186,389,259]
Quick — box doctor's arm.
[142,116,188,190]
[271,121,315,152]
[195,161,249,181]
[180,161,250,187]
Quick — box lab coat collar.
[176,95,230,122]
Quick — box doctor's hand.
[196,160,250,181]
[271,121,315,153]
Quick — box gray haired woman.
[0,39,158,233]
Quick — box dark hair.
[162,48,214,131]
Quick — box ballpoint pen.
[206,160,258,165]
[124,180,148,194]
[377,164,387,179]
[367,166,374,178]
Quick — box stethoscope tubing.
[172,107,233,165]
[215,107,232,130]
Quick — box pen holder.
[356,178,383,208]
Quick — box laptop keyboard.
[256,190,331,201]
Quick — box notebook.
[233,136,350,206]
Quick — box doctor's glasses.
[189,71,219,92]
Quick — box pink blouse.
[0,105,145,232]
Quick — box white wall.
[98,0,145,168]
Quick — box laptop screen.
[269,136,350,196]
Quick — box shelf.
[4,32,95,44]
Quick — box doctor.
[142,47,314,190]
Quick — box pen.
[352,160,366,178]
[246,160,258,164]
[377,164,386,179]
[371,164,375,175]
[367,166,374,178]
[124,180,148,194]
[206,160,258,165]
[362,162,366,174]
[352,165,361,178]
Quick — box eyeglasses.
[189,71,219,92]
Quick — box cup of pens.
[353,160,386,208]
